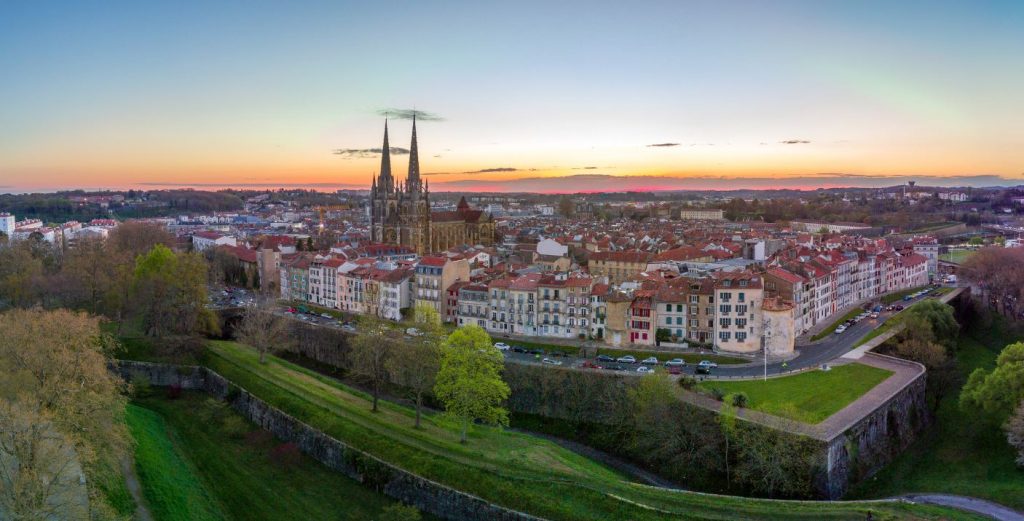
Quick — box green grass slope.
[191,339,978,520]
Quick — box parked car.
[664,358,686,367]
[512,345,527,353]
[541,357,562,366]
[617,355,637,364]
[666,366,683,375]
[641,356,658,365]
[870,312,879,319]
[606,364,625,371]
[695,364,713,375]
[596,354,615,363]
[697,360,718,369]
[835,325,847,334]
[636,366,653,374]
[528,348,545,355]
[493,342,510,351]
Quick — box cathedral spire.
[379,119,393,192]
[407,114,420,193]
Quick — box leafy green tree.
[133,244,215,338]
[961,342,1024,419]
[902,300,959,350]
[434,325,510,443]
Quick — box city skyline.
[2,1,1024,193]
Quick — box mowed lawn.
[128,393,408,521]
[698,363,893,424]
[126,404,228,521]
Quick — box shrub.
[732,392,749,408]
[710,387,726,401]
[678,376,697,390]
[166,383,183,400]
[221,415,250,439]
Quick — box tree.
[434,325,510,443]
[1007,401,1024,467]
[628,373,721,483]
[0,242,43,309]
[961,342,1024,420]
[107,221,173,259]
[0,309,129,519]
[389,303,443,428]
[350,314,396,413]
[132,245,215,338]
[719,394,738,488]
[61,236,111,313]
[236,297,292,364]
[558,196,575,218]
[733,407,819,498]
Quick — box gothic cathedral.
[369,118,495,254]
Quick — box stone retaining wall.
[115,360,540,521]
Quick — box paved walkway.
[899,494,1024,521]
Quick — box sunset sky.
[2,1,1023,193]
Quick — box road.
[899,495,1024,521]
[214,284,952,380]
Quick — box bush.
[678,376,697,390]
[166,383,183,400]
[710,387,726,401]
[732,392,749,408]
[221,415,250,439]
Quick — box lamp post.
[762,316,772,382]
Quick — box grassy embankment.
[115,337,978,521]
[127,393,408,520]
[696,363,894,424]
[849,321,1024,510]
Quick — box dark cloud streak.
[780,139,811,144]
[646,142,680,147]
[375,108,445,121]
[333,147,410,159]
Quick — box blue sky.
[1,1,1022,192]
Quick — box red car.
[580,361,600,369]
[667,366,683,375]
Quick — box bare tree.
[350,314,397,412]
[388,303,443,428]
[236,297,292,364]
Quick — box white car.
[664,358,686,367]
[835,325,847,334]
[636,366,653,374]
[541,357,562,366]
[493,342,510,351]
[406,327,424,337]
[617,355,636,364]
[641,356,658,365]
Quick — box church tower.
[370,119,400,243]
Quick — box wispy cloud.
[375,108,445,121]
[646,142,680,147]
[464,167,519,173]
[779,139,811,144]
[333,147,410,159]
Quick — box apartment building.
[712,272,763,354]
[414,255,470,320]
[588,251,653,284]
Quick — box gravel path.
[122,456,154,521]
[898,495,1024,521]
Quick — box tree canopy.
[434,325,510,443]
